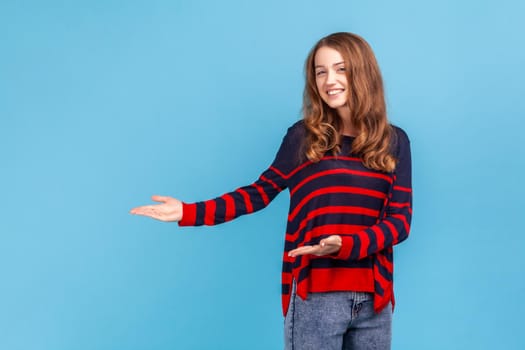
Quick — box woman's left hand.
[288,235,342,257]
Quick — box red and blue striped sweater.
[179,121,412,316]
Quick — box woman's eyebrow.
[315,61,345,69]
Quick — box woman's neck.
[337,106,358,137]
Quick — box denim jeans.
[284,285,392,350]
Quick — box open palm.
[288,235,342,257]
[130,195,182,222]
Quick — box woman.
[130,32,412,350]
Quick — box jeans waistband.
[291,279,373,303]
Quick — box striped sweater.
[179,121,412,316]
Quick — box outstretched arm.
[177,164,287,226]
[130,122,304,226]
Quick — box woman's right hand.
[129,195,183,222]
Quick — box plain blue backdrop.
[1,0,524,349]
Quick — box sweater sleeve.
[178,122,303,227]
[334,127,413,260]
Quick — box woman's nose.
[326,69,336,84]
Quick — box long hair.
[303,32,396,172]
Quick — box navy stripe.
[365,228,378,256]
[284,240,295,252]
[230,191,247,214]
[214,197,226,224]
[374,281,384,296]
[350,235,361,260]
[195,202,206,226]
[375,260,392,282]
[384,249,393,263]
[282,261,293,272]
[298,266,310,283]
[261,182,278,200]
[310,256,373,269]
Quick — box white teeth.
[327,89,344,96]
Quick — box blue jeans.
[284,286,392,350]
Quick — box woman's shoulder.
[391,124,410,142]
[271,119,307,169]
[288,119,306,133]
[390,124,411,157]
[283,119,307,141]
[391,124,411,146]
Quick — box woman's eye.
[316,71,326,76]
[337,67,346,72]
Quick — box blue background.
[1,0,524,349]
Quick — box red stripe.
[282,293,292,317]
[283,252,294,263]
[178,202,197,226]
[269,166,290,179]
[336,236,353,260]
[221,194,236,221]
[393,185,412,193]
[308,267,374,293]
[389,201,411,208]
[286,206,379,242]
[288,186,386,221]
[290,168,393,195]
[359,229,370,258]
[271,156,362,180]
[204,201,216,225]
[285,161,314,178]
[281,271,293,285]
[260,175,280,192]
[296,272,309,300]
[237,188,253,213]
[253,183,269,206]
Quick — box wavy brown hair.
[303,32,396,172]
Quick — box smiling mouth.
[327,89,344,96]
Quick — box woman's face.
[314,46,349,111]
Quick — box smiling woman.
[130,32,412,350]
[303,33,396,173]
